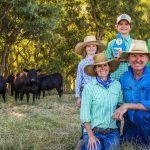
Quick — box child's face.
[85,44,97,55]
[116,20,131,35]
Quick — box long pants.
[122,110,150,148]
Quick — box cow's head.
[23,69,41,83]
[6,73,14,83]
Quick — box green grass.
[0,93,148,150]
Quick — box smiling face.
[128,53,149,72]
[94,63,110,80]
[85,44,97,56]
[116,20,131,37]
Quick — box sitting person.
[113,40,150,148]
[80,53,123,150]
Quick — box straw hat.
[120,40,150,60]
[84,53,120,76]
[75,35,106,55]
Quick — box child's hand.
[76,97,81,108]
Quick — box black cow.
[39,73,63,98]
[0,75,6,102]
[14,69,41,103]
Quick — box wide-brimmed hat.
[116,14,131,24]
[75,35,106,55]
[84,53,120,76]
[120,40,150,60]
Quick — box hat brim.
[84,59,120,76]
[120,51,150,61]
[75,41,106,55]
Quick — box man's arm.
[113,103,148,120]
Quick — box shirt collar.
[128,65,150,79]
[123,35,131,42]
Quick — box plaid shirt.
[75,57,95,97]
[105,35,133,80]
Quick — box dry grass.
[0,93,149,150]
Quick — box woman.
[80,53,123,150]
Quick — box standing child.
[75,35,106,108]
[105,13,133,80]
[75,35,105,150]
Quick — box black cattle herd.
[0,69,63,103]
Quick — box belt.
[92,127,117,135]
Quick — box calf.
[39,73,63,97]
[14,69,40,103]
[0,75,6,102]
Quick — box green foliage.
[0,0,150,88]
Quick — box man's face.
[128,53,149,71]
[116,20,131,35]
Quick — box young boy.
[105,14,133,80]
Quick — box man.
[113,40,150,148]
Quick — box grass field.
[0,93,148,150]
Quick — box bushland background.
[0,0,150,91]
[0,1,150,150]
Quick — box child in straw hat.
[80,53,123,150]
[75,35,105,108]
[105,13,133,80]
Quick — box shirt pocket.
[122,86,133,102]
[140,86,150,100]
[109,90,120,106]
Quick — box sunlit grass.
[0,93,149,150]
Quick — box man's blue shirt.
[120,66,150,123]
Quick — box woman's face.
[85,44,97,55]
[94,63,110,79]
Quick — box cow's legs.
[26,93,30,103]
[20,93,24,101]
[2,93,6,103]
[56,87,62,97]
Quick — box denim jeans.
[122,110,150,148]
[83,129,120,150]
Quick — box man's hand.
[113,104,128,120]
[76,97,81,108]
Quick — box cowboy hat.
[84,53,120,76]
[120,40,150,60]
[75,35,106,55]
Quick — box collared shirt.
[120,66,150,123]
[80,78,123,132]
[75,57,95,97]
[105,35,133,80]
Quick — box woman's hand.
[88,135,100,150]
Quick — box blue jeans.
[83,129,120,150]
[122,111,150,148]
